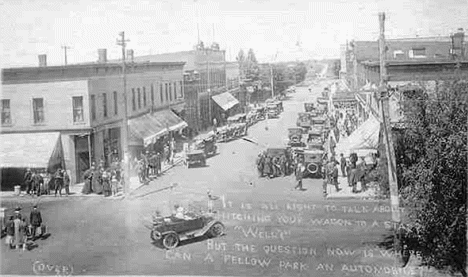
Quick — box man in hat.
[340,153,347,177]
[30,205,42,240]
[294,159,305,190]
[54,168,64,197]
[5,215,15,249]
[23,168,33,195]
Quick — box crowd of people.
[23,168,71,197]
[256,150,297,179]
[4,206,45,251]
[82,158,122,197]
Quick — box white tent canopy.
[334,115,380,158]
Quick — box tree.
[236,49,246,79]
[245,48,260,81]
[396,80,467,276]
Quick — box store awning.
[334,115,380,157]
[129,110,188,147]
[0,132,64,169]
[212,92,239,111]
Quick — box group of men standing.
[23,168,70,197]
[82,158,122,197]
[256,151,294,179]
[137,150,163,183]
[4,206,44,251]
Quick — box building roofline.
[1,61,186,73]
[362,60,468,66]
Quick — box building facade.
[1,50,185,184]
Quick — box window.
[411,48,426,58]
[173,82,178,99]
[137,88,141,109]
[143,87,147,107]
[1,99,11,125]
[393,50,404,59]
[113,91,118,115]
[169,83,173,101]
[91,95,96,120]
[132,89,136,111]
[33,98,45,123]
[179,81,184,98]
[151,84,154,106]
[102,93,107,117]
[72,96,84,123]
[160,83,164,103]
[165,83,169,103]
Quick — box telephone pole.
[61,45,71,65]
[378,12,402,257]
[116,31,131,195]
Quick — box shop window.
[410,48,426,58]
[113,91,118,115]
[137,88,141,109]
[33,98,45,123]
[91,95,96,120]
[72,96,84,123]
[1,99,11,125]
[179,81,184,98]
[102,93,107,118]
[143,87,147,107]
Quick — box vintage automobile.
[194,134,217,157]
[312,116,327,125]
[288,128,303,142]
[307,129,324,145]
[296,112,314,129]
[149,211,225,249]
[266,104,280,119]
[186,150,206,168]
[227,113,247,125]
[217,123,248,142]
[304,103,315,113]
[302,149,325,178]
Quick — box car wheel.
[207,222,225,238]
[162,232,180,249]
[150,230,162,242]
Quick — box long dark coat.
[81,169,93,194]
[92,170,103,194]
[30,210,42,227]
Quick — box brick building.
[125,42,241,132]
[1,50,186,185]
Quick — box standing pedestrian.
[13,209,23,250]
[322,159,329,197]
[102,170,112,197]
[330,161,341,192]
[92,166,103,194]
[23,168,33,195]
[111,170,119,196]
[156,152,162,176]
[5,216,15,249]
[82,166,94,194]
[294,160,305,190]
[29,205,42,240]
[63,170,70,196]
[263,155,272,178]
[32,170,43,196]
[340,153,347,177]
[280,155,287,177]
[54,168,64,197]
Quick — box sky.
[1,0,467,68]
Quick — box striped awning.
[129,110,188,147]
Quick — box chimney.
[98,49,107,63]
[38,54,47,67]
[127,49,134,63]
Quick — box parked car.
[186,150,206,168]
[149,211,225,249]
[302,149,325,178]
[194,134,217,157]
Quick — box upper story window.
[102,93,108,118]
[132,89,136,111]
[72,96,84,123]
[91,95,96,120]
[179,81,184,98]
[137,88,141,109]
[393,50,405,59]
[151,85,155,106]
[165,83,169,103]
[32,98,45,124]
[160,83,164,104]
[143,87,147,107]
[1,99,11,125]
[410,48,426,58]
[169,83,173,102]
[113,91,118,115]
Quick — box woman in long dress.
[102,170,112,197]
[92,168,103,194]
[81,168,93,194]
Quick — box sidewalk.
[0,155,185,199]
[325,176,378,200]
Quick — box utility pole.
[207,56,212,128]
[378,12,402,257]
[270,64,275,98]
[61,45,71,65]
[116,31,131,195]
